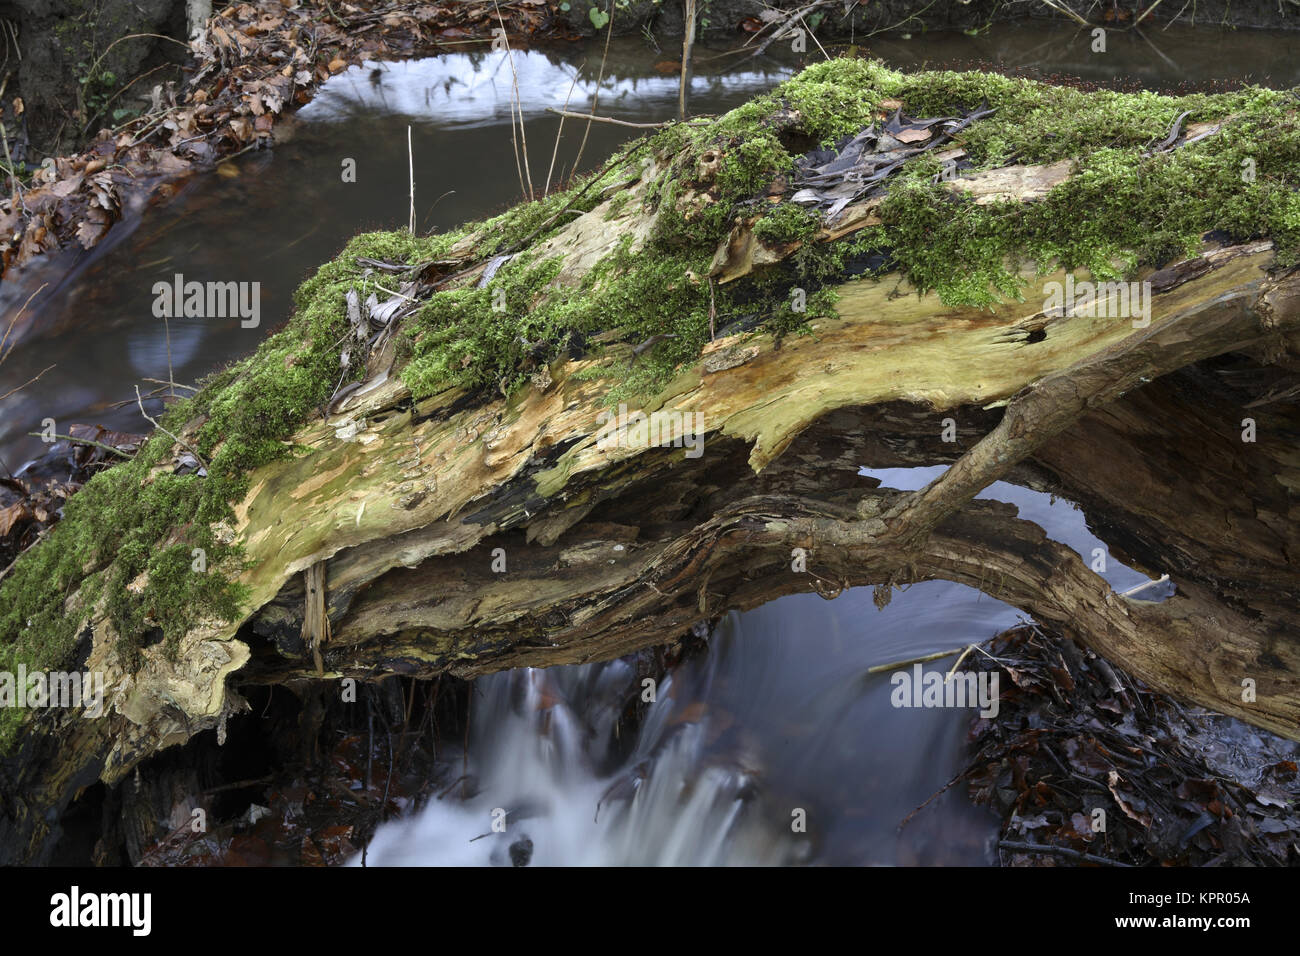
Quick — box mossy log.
[4,60,1300,862]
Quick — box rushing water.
[0,22,1280,865]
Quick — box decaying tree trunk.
[3,63,1300,863]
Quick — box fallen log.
[3,58,1300,862]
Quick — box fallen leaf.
[894,127,932,143]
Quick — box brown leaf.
[75,215,108,250]
[894,127,932,144]
[1107,770,1153,827]
[0,502,29,537]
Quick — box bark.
[3,110,1300,864]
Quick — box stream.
[1,22,1294,865]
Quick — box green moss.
[752,202,821,245]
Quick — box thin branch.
[573,0,615,175]
[1,283,48,366]
[545,62,584,194]
[545,108,675,129]
[143,377,198,392]
[1038,0,1090,26]
[135,385,209,472]
[0,364,54,402]
[26,431,134,459]
[999,840,1134,866]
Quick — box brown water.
[0,22,1286,865]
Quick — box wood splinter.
[302,561,330,676]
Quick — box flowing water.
[0,22,1284,865]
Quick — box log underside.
[5,169,1300,865]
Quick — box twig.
[135,385,209,472]
[898,767,967,829]
[1135,0,1165,23]
[750,0,830,59]
[0,283,46,366]
[545,108,675,129]
[202,774,274,795]
[573,1,615,176]
[1120,573,1170,597]
[407,125,415,234]
[867,646,969,675]
[679,0,697,121]
[25,432,134,459]
[797,12,833,61]
[0,364,54,403]
[493,3,533,201]
[143,377,198,392]
[999,840,1134,866]
[1038,0,1090,26]
[707,276,716,340]
[163,315,175,398]
[0,528,46,584]
[545,63,584,195]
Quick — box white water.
[357,646,808,866]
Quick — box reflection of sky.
[301,51,796,126]
[863,465,1170,599]
[126,321,203,379]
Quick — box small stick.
[0,528,46,584]
[1038,0,1090,26]
[999,840,1133,867]
[1135,0,1165,24]
[135,385,209,472]
[545,108,674,129]
[0,363,54,402]
[0,283,46,366]
[545,63,584,194]
[1120,573,1170,597]
[867,646,968,675]
[750,0,830,58]
[407,125,415,234]
[493,4,533,201]
[679,0,696,121]
[573,0,615,175]
[707,276,716,340]
[26,431,134,459]
[163,314,175,398]
[143,377,198,392]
